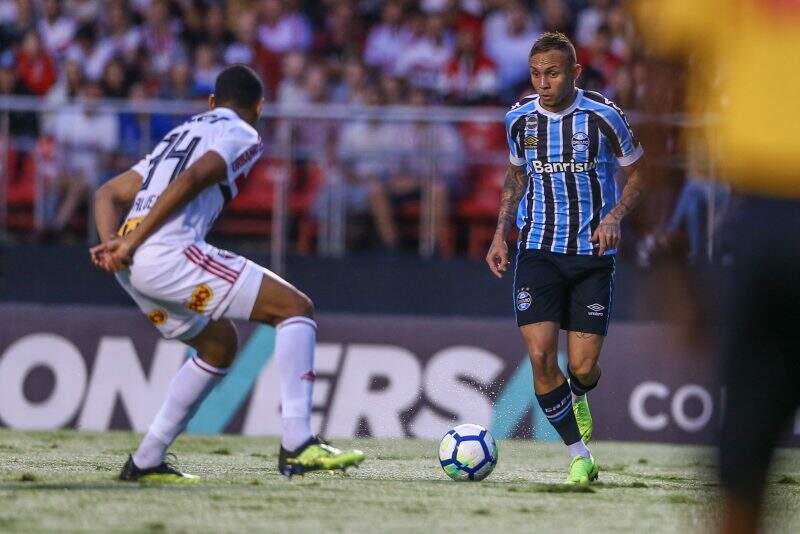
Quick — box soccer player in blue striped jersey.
[486,32,646,485]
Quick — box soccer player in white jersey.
[486,33,646,484]
[90,65,365,482]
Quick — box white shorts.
[115,241,265,340]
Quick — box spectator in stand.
[330,58,368,104]
[257,0,312,55]
[539,0,574,36]
[289,63,335,161]
[41,80,118,239]
[100,58,131,98]
[397,87,464,257]
[276,50,307,106]
[68,0,101,25]
[314,1,363,69]
[380,73,407,106]
[45,53,84,108]
[574,0,612,48]
[440,28,498,104]
[606,5,633,62]
[224,10,259,65]
[332,84,399,251]
[39,0,77,60]
[202,3,234,59]
[68,23,117,82]
[395,13,454,91]
[609,66,635,110]
[0,0,35,50]
[483,0,541,102]
[577,24,622,93]
[0,50,39,148]
[142,0,184,76]
[16,30,57,96]
[363,0,414,74]
[192,43,223,97]
[99,1,143,65]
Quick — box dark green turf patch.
[777,475,798,485]
[146,521,166,532]
[250,453,270,459]
[400,505,428,514]
[601,464,628,473]
[637,458,648,464]
[507,484,595,494]
[19,473,37,482]
[666,494,699,505]
[0,517,17,528]
[593,481,648,489]
[472,508,491,516]
[211,448,232,456]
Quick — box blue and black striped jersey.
[505,89,643,256]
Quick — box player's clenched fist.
[90,237,135,273]
[591,214,621,256]
[486,236,510,278]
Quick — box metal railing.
[0,96,721,273]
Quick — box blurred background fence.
[0,95,725,276]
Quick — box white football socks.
[132,356,227,470]
[274,316,316,451]
[568,440,592,459]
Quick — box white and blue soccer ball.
[438,423,498,481]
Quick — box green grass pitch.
[1,429,799,533]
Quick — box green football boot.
[573,394,593,443]
[566,455,599,485]
[119,455,199,484]
[278,437,365,477]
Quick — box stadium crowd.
[0,0,707,259]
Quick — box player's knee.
[196,323,239,368]
[276,290,314,323]
[528,348,559,376]
[570,361,598,381]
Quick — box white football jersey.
[120,107,263,245]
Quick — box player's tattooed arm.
[609,164,646,221]
[486,163,527,278]
[591,163,646,256]
[494,164,528,238]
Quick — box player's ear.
[573,62,583,82]
[255,99,263,119]
[208,94,217,110]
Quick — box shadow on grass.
[507,483,595,494]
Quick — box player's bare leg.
[367,180,399,249]
[520,321,561,394]
[566,331,604,443]
[247,270,365,476]
[121,319,239,483]
[520,322,596,484]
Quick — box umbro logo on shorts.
[587,303,605,317]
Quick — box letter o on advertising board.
[629,381,669,431]
[0,334,87,429]
[671,384,713,432]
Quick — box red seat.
[5,147,37,231]
[457,164,506,258]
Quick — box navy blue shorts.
[513,248,615,335]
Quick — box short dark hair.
[529,31,577,66]
[213,64,264,109]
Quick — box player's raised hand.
[591,214,621,256]
[486,236,510,278]
[90,237,134,272]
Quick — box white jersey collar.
[534,89,583,119]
